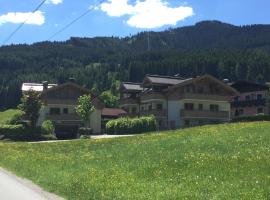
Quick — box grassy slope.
[0,122,270,199]
[0,109,23,124]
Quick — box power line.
[1,0,47,45]
[48,0,106,41]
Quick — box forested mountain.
[1,20,270,109]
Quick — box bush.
[41,120,55,135]
[231,114,270,123]
[0,124,26,140]
[78,127,93,135]
[0,124,57,141]
[106,115,157,135]
[80,135,91,139]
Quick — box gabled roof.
[102,108,127,117]
[40,82,104,109]
[41,82,92,96]
[165,74,239,95]
[142,75,189,86]
[22,83,57,92]
[230,81,269,93]
[121,82,143,92]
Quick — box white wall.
[89,109,102,134]
[168,100,183,128]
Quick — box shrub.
[41,120,55,135]
[0,124,57,141]
[106,115,157,135]
[0,124,25,140]
[78,127,93,136]
[231,114,270,123]
[80,135,91,139]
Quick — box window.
[186,84,194,93]
[239,109,244,115]
[141,106,144,111]
[50,108,60,115]
[257,108,264,114]
[198,87,204,94]
[234,96,239,102]
[245,95,250,101]
[156,104,163,110]
[148,104,152,111]
[210,104,219,112]
[184,120,190,127]
[132,107,137,113]
[63,108,69,114]
[257,94,262,100]
[184,103,194,111]
[198,104,203,111]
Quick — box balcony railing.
[178,93,230,101]
[180,109,229,120]
[141,109,167,117]
[119,98,140,105]
[140,92,166,102]
[46,114,82,121]
[231,99,266,108]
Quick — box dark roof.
[102,108,127,117]
[144,75,189,86]
[230,81,269,93]
[121,82,143,92]
[165,74,239,95]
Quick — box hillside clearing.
[0,122,270,199]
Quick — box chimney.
[223,79,230,84]
[42,81,48,91]
[69,77,75,83]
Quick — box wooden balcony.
[231,99,266,108]
[119,98,139,105]
[141,109,167,117]
[180,110,229,120]
[140,92,166,102]
[44,99,78,105]
[46,114,82,122]
[179,93,230,101]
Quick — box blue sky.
[0,0,269,45]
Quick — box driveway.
[0,168,64,200]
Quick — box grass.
[0,109,23,124]
[0,122,270,199]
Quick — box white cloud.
[100,0,194,29]
[0,11,45,26]
[46,0,63,5]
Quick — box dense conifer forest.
[1,20,270,109]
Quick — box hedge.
[106,115,157,135]
[0,124,56,141]
[0,125,25,139]
[231,114,270,123]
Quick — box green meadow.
[0,122,270,199]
